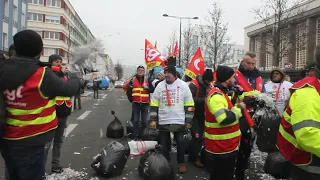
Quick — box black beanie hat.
[49,54,62,63]
[164,65,176,76]
[216,66,234,82]
[202,69,214,81]
[14,30,43,58]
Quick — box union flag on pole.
[145,39,167,69]
[184,47,205,79]
[173,40,179,57]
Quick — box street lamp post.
[163,14,199,67]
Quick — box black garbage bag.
[138,144,175,180]
[263,152,292,179]
[253,105,281,153]
[91,136,130,177]
[187,138,204,162]
[126,120,134,139]
[141,128,159,141]
[107,111,124,139]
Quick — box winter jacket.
[126,75,147,103]
[188,75,209,120]
[0,57,79,146]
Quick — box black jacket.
[188,75,210,120]
[0,57,79,146]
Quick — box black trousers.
[74,94,81,109]
[291,165,320,180]
[208,152,238,180]
[93,89,99,99]
[235,131,253,180]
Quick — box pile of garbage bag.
[91,136,130,177]
[126,120,134,139]
[264,151,292,179]
[141,128,159,141]
[106,110,124,139]
[252,94,282,153]
[138,144,175,180]
[128,140,158,156]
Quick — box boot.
[194,160,204,168]
[178,163,186,174]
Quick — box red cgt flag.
[173,40,179,57]
[184,47,205,79]
[145,39,167,69]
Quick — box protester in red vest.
[0,30,79,180]
[234,52,265,180]
[126,65,149,140]
[205,66,248,180]
[188,69,213,168]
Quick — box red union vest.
[190,79,200,97]
[132,77,149,103]
[55,76,72,107]
[234,70,263,100]
[3,67,58,140]
[277,76,320,168]
[204,87,241,154]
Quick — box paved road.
[0,88,277,180]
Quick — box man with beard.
[265,68,292,115]
[188,69,213,168]
[205,66,247,180]
[126,65,149,140]
[149,65,194,174]
[234,52,265,180]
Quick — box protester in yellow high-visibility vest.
[276,45,320,180]
[44,54,73,174]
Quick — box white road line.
[102,94,108,99]
[64,124,78,137]
[109,88,114,91]
[77,110,92,120]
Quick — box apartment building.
[27,0,94,62]
[244,0,320,70]
[0,0,28,53]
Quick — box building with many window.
[244,0,320,70]
[27,0,94,62]
[0,0,28,53]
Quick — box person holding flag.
[188,69,213,168]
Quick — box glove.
[149,120,157,128]
[243,96,256,106]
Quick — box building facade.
[244,0,320,70]
[27,0,94,62]
[0,0,28,52]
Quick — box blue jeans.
[132,103,149,138]
[158,131,186,164]
[2,144,46,180]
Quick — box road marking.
[65,124,78,137]
[118,99,127,101]
[102,94,108,99]
[109,88,114,91]
[77,110,91,120]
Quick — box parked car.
[114,80,124,88]
[86,78,109,89]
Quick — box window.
[28,13,43,21]
[44,48,59,56]
[3,33,8,50]
[4,0,9,16]
[46,0,61,7]
[44,31,60,40]
[45,15,60,24]
[13,6,18,21]
[31,30,42,37]
[28,0,43,5]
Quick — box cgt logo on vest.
[4,85,27,107]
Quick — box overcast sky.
[70,0,262,66]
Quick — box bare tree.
[200,2,233,70]
[182,21,194,69]
[114,60,124,80]
[252,0,307,67]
